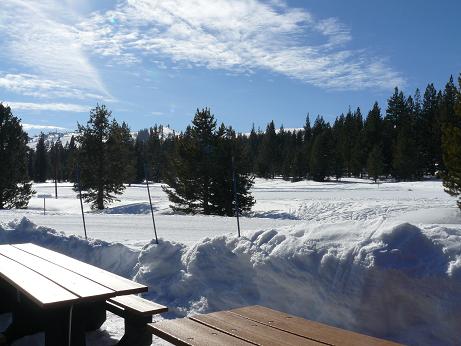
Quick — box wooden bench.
[106,294,168,346]
[149,305,403,346]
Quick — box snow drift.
[0,218,138,277]
[1,217,461,345]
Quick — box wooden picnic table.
[0,243,148,346]
[149,305,403,346]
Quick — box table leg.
[2,293,45,343]
[0,280,15,314]
[45,306,86,346]
[44,301,106,346]
[118,315,152,346]
[80,301,106,331]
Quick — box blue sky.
[1,0,460,134]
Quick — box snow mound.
[97,203,156,215]
[134,220,461,345]
[0,218,139,277]
[2,218,461,344]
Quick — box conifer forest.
[3,73,461,213]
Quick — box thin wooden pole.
[145,165,159,244]
[54,149,58,199]
[232,156,241,238]
[76,166,88,240]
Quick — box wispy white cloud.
[5,101,88,112]
[0,73,103,99]
[0,0,404,96]
[0,0,111,99]
[22,123,67,131]
[77,0,404,89]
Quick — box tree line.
[1,73,460,211]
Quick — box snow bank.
[2,218,461,345]
[0,218,139,277]
[134,220,461,345]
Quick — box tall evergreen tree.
[367,145,384,183]
[50,139,64,182]
[310,121,333,182]
[256,121,279,178]
[0,104,34,209]
[76,104,129,210]
[442,75,461,209]
[34,133,48,182]
[64,135,78,182]
[163,108,254,215]
[210,124,255,215]
[418,84,440,174]
[107,121,136,185]
[363,102,383,156]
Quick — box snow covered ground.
[0,178,460,345]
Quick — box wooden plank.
[13,243,147,295]
[0,245,113,300]
[0,254,78,308]
[148,318,254,346]
[230,306,402,346]
[191,310,323,346]
[109,295,168,316]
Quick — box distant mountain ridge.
[27,125,177,149]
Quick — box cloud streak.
[78,0,404,90]
[0,0,111,99]
[0,73,103,99]
[22,123,67,131]
[0,0,404,99]
[5,101,88,112]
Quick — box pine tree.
[64,135,78,182]
[442,75,461,209]
[134,135,148,183]
[0,104,34,209]
[246,124,259,172]
[163,108,255,215]
[50,139,64,182]
[34,133,48,182]
[147,125,165,182]
[256,121,279,178]
[107,120,136,185]
[367,145,384,183]
[163,108,217,214]
[393,128,418,180]
[332,117,345,180]
[76,104,129,210]
[310,125,333,182]
[210,124,255,215]
[26,147,35,181]
[418,84,439,174]
[301,115,312,178]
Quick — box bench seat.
[149,305,403,346]
[106,294,167,346]
[107,294,168,317]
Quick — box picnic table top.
[0,243,147,308]
[149,305,403,346]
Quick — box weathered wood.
[0,245,113,300]
[230,305,402,346]
[13,243,147,294]
[191,310,323,345]
[0,254,77,308]
[109,295,168,316]
[149,318,253,346]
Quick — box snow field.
[0,178,460,345]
